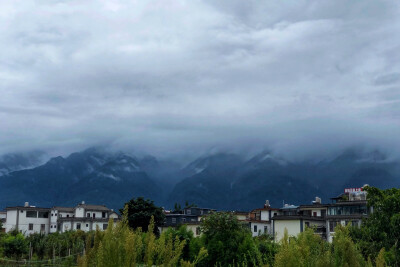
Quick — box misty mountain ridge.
[0,147,399,211]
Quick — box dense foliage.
[120,197,165,234]
[350,186,400,266]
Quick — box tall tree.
[200,212,262,266]
[350,186,400,265]
[120,197,165,234]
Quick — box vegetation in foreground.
[0,186,399,266]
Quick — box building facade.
[4,201,119,236]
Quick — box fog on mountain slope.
[0,147,399,211]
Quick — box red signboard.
[344,188,363,193]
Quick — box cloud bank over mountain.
[1,0,399,159]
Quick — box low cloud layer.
[0,0,399,160]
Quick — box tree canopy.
[120,196,165,234]
[350,186,400,265]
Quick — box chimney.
[82,201,85,205]
[264,200,270,208]
[24,202,29,207]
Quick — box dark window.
[182,218,186,222]
[38,211,49,218]
[329,221,339,232]
[77,223,81,230]
[196,227,201,235]
[86,224,89,227]
[67,215,69,218]
[55,213,57,216]
[313,212,317,217]
[26,211,37,218]
[51,225,53,228]
[87,213,90,218]
[93,213,96,218]
[40,224,45,232]
[29,223,33,230]
[102,212,106,218]
[51,213,53,217]
[54,225,56,229]
[254,225,257,232]
[103,224,108,230]
[187,209,191,215]
[274,213,277,216]
[20,210,24,213]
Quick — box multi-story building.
[4,201,119,236]
[51,202,119,233]
[247,200,280,237]
[159,207,215,237]
[5,202,51,235]
[272,186,370,242]
[326,188,369,242]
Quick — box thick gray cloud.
[0,0,399,160]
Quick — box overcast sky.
[1,0,400,160]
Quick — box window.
[40,224,45,232]
[196,227,201,235]
[86,224,89,228]
[313,212,317,217]
[77,223,81,230]
[26,211,37,218]
[54,225,56,229]
[103,224,108,230]
[172,218,176,224]
[93,213,96,218]
[329,221,339,232]
[274,213,277,216]
[187,209,191,215]
[55,213,57,216]
[29,223,33,230]
[51,225,53,228]
[102,212,106,218]
[182,218,186,222]
[38,211,49,218]
[51,213,53,217]
[87,213,90,218]
[67,215,69,218]
[254,225,257,232]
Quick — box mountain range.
[0,147,399,211]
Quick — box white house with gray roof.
[4,201,119,236]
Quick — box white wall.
[260,211,269,221]
[274,220,301,242]
[6,209,50,236]
[5,210,17,232]
[250,222,271,237]
[75,207,84,218]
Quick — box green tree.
[2,232,28,260]
[350,186,400,265]
[120,197,165,234]
[200,212,262,266]
[274,228,331,267]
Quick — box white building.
[247,200,281,237]
[5,202,51,235]
[4,201,119,236]
[51,202,119,233]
